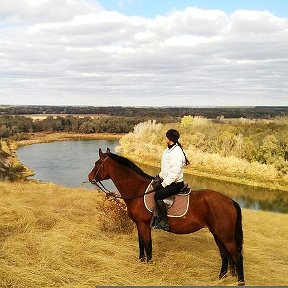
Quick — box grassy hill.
[0,181,287,287]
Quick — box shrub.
[181,115,209,127]
[97,196,134,234]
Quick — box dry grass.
[22,114,105,120]
[97,196,135,234]
[0,181,287,287]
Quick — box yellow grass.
[0,181,287,287]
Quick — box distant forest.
[1,105,288,119]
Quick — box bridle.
[88,155,155,200]
[89,156,114,196]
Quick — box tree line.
[0,115,176,140]
[1,105,288,119]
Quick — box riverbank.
[4,130,288,192]
[117,120,288,193]
[16,132,122,147]
[124,153,288,193]
[5,132,123,179]
[0,181,287,287]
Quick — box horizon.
[1,104,287,108]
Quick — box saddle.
[144,181,191,218]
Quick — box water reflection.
[240,192,288,213]
[137,162,288,214]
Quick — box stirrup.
[149,215,157,228]
[152,218,169,231]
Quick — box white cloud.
[0,0,101,24]
[230,10,286,34]
[0,1,287,106]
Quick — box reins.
[89,178,155,200]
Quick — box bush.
[97,196,135,234]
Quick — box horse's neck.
[108,162,150,197]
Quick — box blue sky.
[0,0,287,107]
[97,0,288,18]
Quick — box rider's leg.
[153,182,184,230]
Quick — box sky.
[0,0,288,107]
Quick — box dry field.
[0,181,287,287]
[23,114,105,120]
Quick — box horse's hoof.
[139,257,146,262]
[147,259,153,264]
[238,280,245,286]
[219,273,227,279]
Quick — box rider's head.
[166,129,180,144]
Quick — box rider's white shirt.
[159,143,185,187]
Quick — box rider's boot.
[153,200,170,231]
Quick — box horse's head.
[88,147,111,183]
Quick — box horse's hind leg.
[223,241,245,285]
[212,234,229,279]
[228,257,236,277]
[235,254,244,285]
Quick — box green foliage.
[0,115,150,137]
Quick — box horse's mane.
[108,153,154,180]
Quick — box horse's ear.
[99,148,104,158]
[106,148,110,154]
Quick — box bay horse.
[88,148,245,285]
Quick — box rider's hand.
[154,174,161,180]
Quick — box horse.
[88,148,245,286]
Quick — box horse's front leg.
[138,232,145,262]
[137,222,152,262]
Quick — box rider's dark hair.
[177,141,190,166]
[166,129,190,166]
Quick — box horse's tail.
[232,200,243,255]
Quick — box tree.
[257,135,281,164]
[218,131,236,157]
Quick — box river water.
[17,139,287,213]
[17,140,119,191]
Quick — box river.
[17,139,119,191]
[17,139,287,213]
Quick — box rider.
[152,129,190,231]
